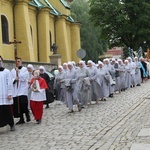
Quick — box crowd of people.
[54,57,149,112]
[0,56,52,131]
[0,55,149,132]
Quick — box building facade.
[0,0,81,63]
[99,47,123,59]
[106,47,123,59]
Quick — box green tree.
[89,0,150,52]
[70,0,107,62]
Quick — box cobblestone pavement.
[0,81,150,150]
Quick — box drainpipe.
[13,0,17,37]
[36,10,40,62]
[12,0,17,58]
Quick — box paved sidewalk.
[0,81,150,150]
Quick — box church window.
[50,31,52,51]
[30,25,33,43]
[1,15,9,44]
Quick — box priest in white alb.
[0,56,15,131]
[11,57,30,124]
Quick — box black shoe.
[68,109,74,113]
[25,111,31,122]
[109,94,113,98]
[10,125,15,131]
[16,120,25,125]
[77,104,82,111]
[26,117,31,122]
[103,98,106,101]
[122,88,125,91]
[36,120,41,124]
[45,105,49,109]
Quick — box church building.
[0,0,81,63]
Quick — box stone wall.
[3,60,57,72]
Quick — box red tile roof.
[106,47,122,56]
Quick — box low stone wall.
[3,60,57,72]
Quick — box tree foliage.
[70,0,108,62]
[89,0,150,51]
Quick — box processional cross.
[9,37,22,88]
[9,37,22,115]
[9,36,22,59]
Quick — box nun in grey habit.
[104,59,115,97]
[124,60,131,89]
[128,57,136,87]
[112,59,121,93]
[53,66,66,103]
[87,60,99,104]
[96,61,109,100]
[27,64,34,109]
[134,57,141,86]
[76,60,90,108]
[63,62,81,113]
[118,59,126,91]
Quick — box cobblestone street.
[0,81,150,150]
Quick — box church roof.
[67,16,75,22]
[60,0,70,9]
[29,0,60,16]
[44,0,60,16]
[29,0,45,8]
[29,0,74,22]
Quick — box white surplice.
[11,67,29,97]
[0,69,13,105]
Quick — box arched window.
[1,15,9,44]
[30,25,33,43]
[49,31,52,51]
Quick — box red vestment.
[30,77,48,121]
